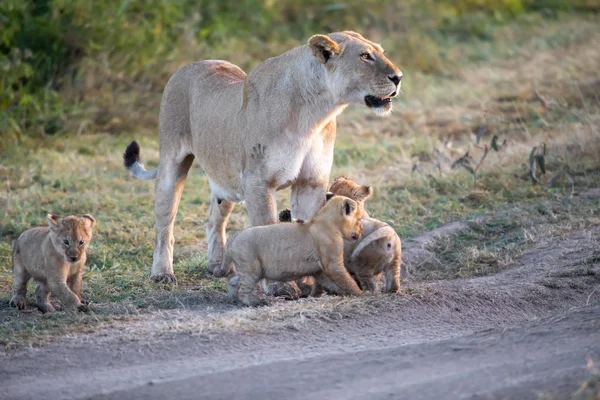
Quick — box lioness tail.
[123,141,158,180]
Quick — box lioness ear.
[47,213,61,231]
[325,192,335,201]
[308,35,341,64]
[343,199,357,216]
[82,214,96,228]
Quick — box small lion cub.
[214,195,363,307]
[10,213,96,313]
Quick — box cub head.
[329,176,372,218]
[321,195,363,241]
[47,214,96,264]
[308,31,402,117]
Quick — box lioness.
[122,31,402,283]
[280,176,401,294]
[10,214,96,313]
[213,196,363,306]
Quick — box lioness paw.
[150,273,178,284]
[9,295,27,310]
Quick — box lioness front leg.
[206,196,235,274]
[244,144,278,227]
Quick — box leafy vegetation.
[1,0,598,141]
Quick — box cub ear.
[359,185,373,200]
[82,214,96,228]
[343,199,357,216]
[308,35,341,64]
[325,192,335,201]
[47,213,61,231]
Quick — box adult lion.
[123,31,402,283]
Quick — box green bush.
[0,0,594,140]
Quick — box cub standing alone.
[213,195,363,306]
[10,214,96,313]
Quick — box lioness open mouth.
[364,95,392,108]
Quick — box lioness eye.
[78,240,84,246]
[63,239,69,245]
[360,53,373,61]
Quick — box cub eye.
[78,240,84,246]
[360,53,374,61]
[63,239,69,245]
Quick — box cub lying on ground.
[280,176,401,295]
[10,214,96,313]
[213,196,363,306]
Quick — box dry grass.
[0,13,599,349]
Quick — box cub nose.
[70,256,78,262]
[388,74,402,86]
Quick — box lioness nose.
[388,74,402,86]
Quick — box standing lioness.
[123,31,402,283]
[214,195,363,306]
[10,214,96,313]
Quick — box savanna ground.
[1,2,600,399]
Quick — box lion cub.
[213,196,363,306]
[281,176,401,294]
[10,214,96,313]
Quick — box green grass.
[0,11,599,348]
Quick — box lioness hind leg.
[35,282,56,313]
[151,154,195,283]
[206,196,235,274]
[10,253,30,310]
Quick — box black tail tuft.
[123,140,140,168]
[279,209,292,222]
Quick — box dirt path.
[1,226,599,400]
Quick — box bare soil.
[1,215,599,400]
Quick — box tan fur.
[10,214,96,313]
[122,31,402,283]
[280,177,401,295]
[213,196,363,306]
[319,177,401,294]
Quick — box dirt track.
[1,225,599,400]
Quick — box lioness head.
[47,214,96,264]
[322,195,363,241]
[308,31,402,117]
[329,176,372,218]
